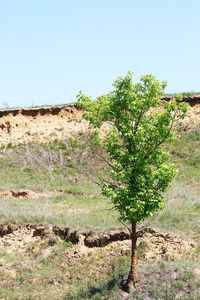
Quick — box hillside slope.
[0,95,200,146]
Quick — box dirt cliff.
[0,95,199,146]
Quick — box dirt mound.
[0,223,195,261]
[0,189,83,199]
[0,190,48,199]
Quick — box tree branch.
[143,108,179,160]
[118,219,132,234]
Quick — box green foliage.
[59,143,66,149]
[77,72,188,224]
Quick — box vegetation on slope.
[0,120,199,299]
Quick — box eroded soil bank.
[0,223,199,299]
[0,223,195,260]
[0,97,200,146]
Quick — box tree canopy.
[77,72,188,225]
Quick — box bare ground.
[0,188,83,199]
[0,100,200,146]
[0,223,198,299]
[0,223,195,258]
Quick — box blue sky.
[0,0,200,108]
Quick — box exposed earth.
[0,223,198,299]
[0,95,200,146]
[0,223,195,262]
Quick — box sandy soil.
[0,101,199,147]
[0,106,89,146]
[0,223,196,264]
[0,188,83,199]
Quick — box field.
[0,101,200,299]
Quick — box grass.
[3,234,199,300]
[0,124,199,235]
[0,102,75,110]
[143,178,200,242]
[132,261,200,300]
[0,122,199,299]
[0,193,119,229]
[142,124,200,245]
[0,136,120,229]
[166,91,200,97]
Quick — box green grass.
[0,193,119,229]
[142,124,200,243]
[0,124,200,299]
[0,102,75,110]
[0,136,120,229]
[143,179,200,242]
[1,124,199,234]
[5,237,199,300]
[166,91,200,97]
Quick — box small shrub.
[59,144,66,149]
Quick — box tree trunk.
[125,222,137,293]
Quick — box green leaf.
[76,71,189,224]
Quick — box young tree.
[76,72,188,292]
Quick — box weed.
[7,142,13,148]
[59,144,66,149]
[55,127,64,131]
